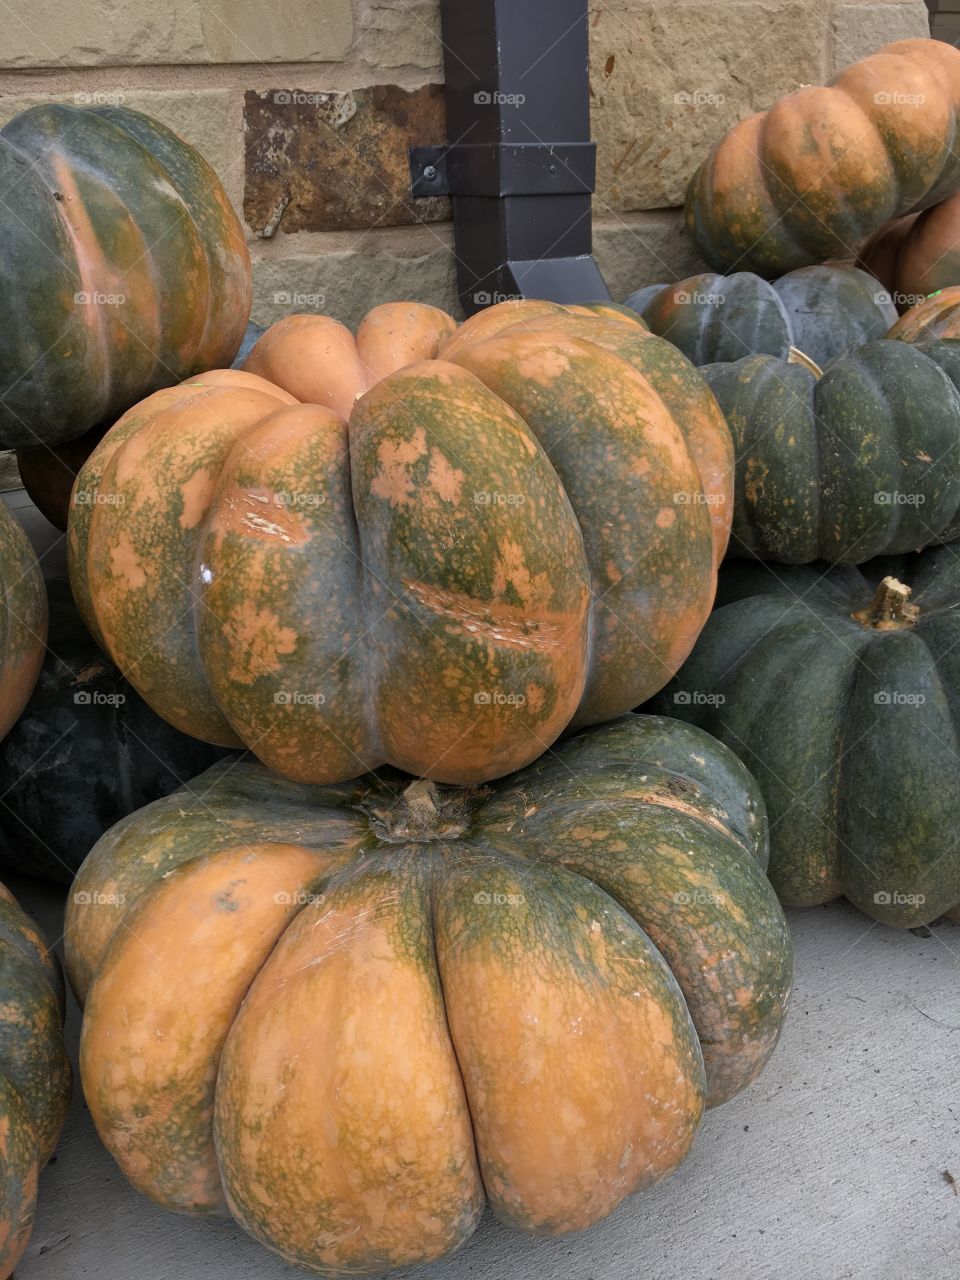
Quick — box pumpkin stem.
[368,779,485,843]
[852,575,919,629]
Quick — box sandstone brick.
[590,1,832,212]
[593,210,705,301]
[250,227,459,329]
[0,0,353,68]
[355,0,443,71]
[831,4,931,71]
[244,85,447,235]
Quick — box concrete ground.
[2,492,959,1279]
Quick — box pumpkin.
[67,299,733,786]
[685,39,960,277]
[859,190,960,305]
[0,568,233,884]
[624,265,896,369]
[886,285,960,342]
[701,339,960,563]
[0,103,251,449]
[650,551,960,927]
[65,714,792,1276]
[0,880,71,1276]
[0,505,46,742]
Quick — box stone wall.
[0,0,931,325]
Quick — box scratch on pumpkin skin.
[371,428,428,508]
[223,602,298,684]
[403,580,566,651]
[110,531,147,590]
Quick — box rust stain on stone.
[243,85,449,235]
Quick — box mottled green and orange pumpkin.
[625,264,895,369]
[0,103,251,449]
[860,190,960,305]
[686,39,960,278]
[886,285,960,342]
[66,714,792,1277]
[651,551,960,928]
[0,505,46,742]
[0,881,71,1276]
[67,299,733,786]
[702,339,960,563]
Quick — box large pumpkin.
[650,551,960,928]
[701,340,960,563]
[66,714,792,1276]
[67,299,733,786]
[0,568,233,884]
[859,190,960,305]
[0,505,46,741]
[0,103,251,449]
[685,39,960,277]
[624,264,895,368]
[886,285,960,341]
[0,880,71,1275]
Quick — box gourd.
[651,550,960,927]
[67,299,733,786]
[860,191,960,304]
[0,504,46,741]
[66,714,792,1276]
[685,39,960,277]
[0,103,251,448]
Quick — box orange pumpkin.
[860,190,960,306]
[67,300,733,786]
[886,284,960,341]
[686,39,960,276]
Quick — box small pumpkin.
[685,39,960,277]
[650,550,960,927]
[0,504,46,741]
[0,568,233,884]
[68,299,733,786]
[66,714,792,1276]
[625,265,895,368]
[0,103,251,449]
[0,880,71,1275]
[860,190,960,305]
[886,285,960,342]
[702,340,960,563]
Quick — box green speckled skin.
[650,547,960,927]
[0,504,46,742]
[0,886,71,1274]
[0,104,250,449]
[703,340,960,563]
[67,715,791,1277]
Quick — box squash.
[860,191,960,305]
[0,505,46,741]
[0,880,71,1276]
[701,339,960,562]
[625,265,896,368]
[0,568,233,884]
[886,285,960,342]
[685,39,960,277]
[65,714,792,1276]
[650,550,960,927]
[0,103,251,449]
[67,299,733,786]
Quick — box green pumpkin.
[649,549,960,928]
[0,103,251,449]
[624,265,895,368]
[701,339,960,563]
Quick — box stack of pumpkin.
[1,32,959,1280]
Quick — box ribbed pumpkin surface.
[66,714,792,1276]
[0,504,46,741]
